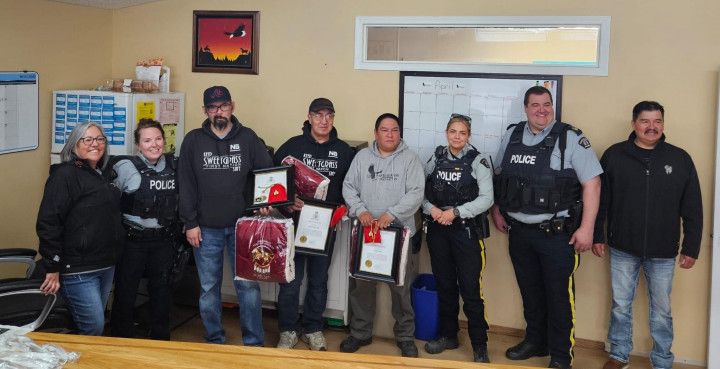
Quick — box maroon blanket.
[235,216,295,283]
[281,155,330,200]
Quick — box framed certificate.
[351,223,403,284]
[293,198,338,256]
[247,166,294,210]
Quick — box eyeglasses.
[451,113,472,123]
[79,136,107,146]
[310,112,335,121]
[205,102,233,113]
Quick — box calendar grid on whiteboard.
[400,72,562,166]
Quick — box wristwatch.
[452,208,460,217]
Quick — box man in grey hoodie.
[340,113,425,357]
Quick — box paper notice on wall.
[136,101,155,122]
[159,98,181,124]
[163,123,177,154]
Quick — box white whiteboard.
[400,72,562,164]
[0,71,38,154]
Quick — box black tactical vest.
[495,122,581,214]
[120,154,179,226]
[425,145,480,208]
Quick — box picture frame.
[192,10,260,75]
[247,166,294,210]
[351,223,404,284]
[292,198,339,257]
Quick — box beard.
[212,116,229,131]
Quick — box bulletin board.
[399,71,562,164]
[0,71,38,154]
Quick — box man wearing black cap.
[273,98,354,351]
[178,86,273,346]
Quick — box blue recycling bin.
[411,273,439,341]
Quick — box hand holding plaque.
[247,166,295,210]
[349,220,410,285]
[292,198,339,256]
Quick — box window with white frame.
[354,16,611,76]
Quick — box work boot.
[340,335,372,353]
[548,361,572,369]
[424,336,459,354]
[473,346,490,363]
[301,331,327,351]
[505,340,549,360]
[276,331,298,349]
[397,340,419,357]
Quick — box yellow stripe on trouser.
[567,251,580,365]
[478,239,490,329]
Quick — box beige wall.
[0,0,112,274]
[110,1,716,364]
[0,0,716,365]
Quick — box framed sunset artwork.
[192,11,259,75]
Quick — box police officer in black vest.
[491,87,602,369]
[422,114,494,363]
[110,118,180,340]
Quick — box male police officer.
[491,86,602,369]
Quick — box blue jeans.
[193,226,264,346]
[277,252,332,334]
[608,248,675,369]
[60,267,115,336]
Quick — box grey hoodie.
[342,139,425,236]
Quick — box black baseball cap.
[204,86,232,106]
[309,98,334,113]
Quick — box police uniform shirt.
[113,154,168,229]
[494,120,602,224]
[422,145,494,219]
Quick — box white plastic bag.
[0,328,80,369]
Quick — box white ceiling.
[45,0,163,10]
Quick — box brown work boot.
[603,358,629,369]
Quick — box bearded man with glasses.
[178,86,273,346]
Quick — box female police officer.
[109,118,180,340]
[421,113,494,362]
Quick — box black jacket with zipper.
[593,132,702,259]
[36,157,125,274]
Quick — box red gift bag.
[235,216,295,283]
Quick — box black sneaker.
[424,336,459,354]
[397,340,419,357]
[339,336,372,353]
[473,347,490,363]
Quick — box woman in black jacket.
[37,121,124,335]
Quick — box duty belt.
[507,217,565,235]
[123,222,175,239]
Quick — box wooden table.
[28,332,539,369]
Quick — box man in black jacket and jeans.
[179,86,273,346]
[273,97,354,351]
[592,101,702,369]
